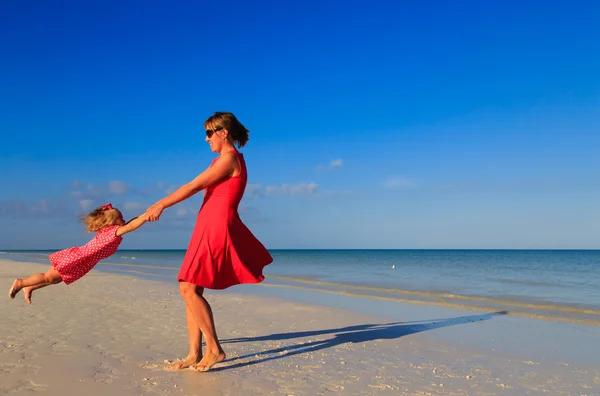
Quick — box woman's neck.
[219,144,236,155]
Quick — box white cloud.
[330,159,343,168]
[265,185,279,196]
[79,199,94,211]
[245,184,263,199]
[123,201,144,212]
[320,189,358,198]
[265,182,319,197]
[384,177,415,189]
[0,199,61,218]
[69,179,158,200]
[67,181,102,201]
[36,199,50,214]
[108,180,129,195]
[247,182,349,198]
[305,182,319,195]
[316,158,344,171]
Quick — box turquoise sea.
[2,249,599,325]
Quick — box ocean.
[2,249,599,325]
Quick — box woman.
[146,112,273,372]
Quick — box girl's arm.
[116,213,148,237]
[148,152,238,217]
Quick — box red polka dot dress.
[49,225,123,285]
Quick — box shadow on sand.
[212,311,507,371]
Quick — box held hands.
[146,203,164,222]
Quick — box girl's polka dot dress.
[49,225,123,284]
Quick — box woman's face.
[205,125,226,152]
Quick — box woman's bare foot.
[23,287,33,304]
[164,355,202,371]
[8,279,22,299]
[191,350,226,372]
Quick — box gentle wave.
[99,261,177,270]
[264,277,600,326]
[491,277,567,288]
[268,275,600,315]
[93,261,600,325]
[92,261,600,318]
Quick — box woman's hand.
[146,203,164,222]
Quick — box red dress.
[49,225,123,284]
[178,150,273,289]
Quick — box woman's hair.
[204,112,250,148]
[80,205,122,232]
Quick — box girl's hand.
[147,204,164,222]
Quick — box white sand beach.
[1,260,599,395]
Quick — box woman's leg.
[9,268,62,299]
[166,288,204,370]
[178,282,225,371]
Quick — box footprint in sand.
[93,362,119,384]
[99,350,128,363]
[522,360,538,365]
[0,362,39,374]
[140,362,161,370]
[0,380,47,394]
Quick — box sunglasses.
[205,126,224,138]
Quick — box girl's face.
[111,209,125,226]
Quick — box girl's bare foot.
[8,279,21,299]
[191,350,226,372]
[164,355,202,371]
[23,287,33,304]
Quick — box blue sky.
[1,0,599,249]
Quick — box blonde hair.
[80,205,122,232]
[204,112,250,148]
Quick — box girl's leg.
[9,268,62,299]
[166,292,204,370]
[23,283,51,304]
[178,282,225,372]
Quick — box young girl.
[8,203,148,304]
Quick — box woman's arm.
[147,152,238,220]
